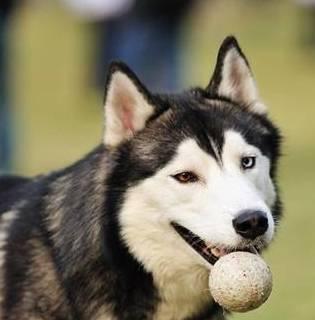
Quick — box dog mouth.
[171,222,258,265]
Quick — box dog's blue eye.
[241,156,256,169]
[172,172,198,183]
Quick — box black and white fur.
[0,36,281,320]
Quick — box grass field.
[8,0,315,319]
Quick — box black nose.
[233,210,268,240]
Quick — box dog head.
[102,36,282,273]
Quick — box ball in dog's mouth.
[171,222,257,265]
[208,252,273,312]
[171,222,273,313]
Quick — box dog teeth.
[207,244,259,259]
[210,247,228,258]
[210,248,220,257]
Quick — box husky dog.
[0,36,281,320]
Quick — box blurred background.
[0,0,314,319]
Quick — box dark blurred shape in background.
[94,0,193,92]
[63,0,193,92]
[0,0,17,173]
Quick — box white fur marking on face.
[222,130,276,205]
[104,71,154,147]
[119,134,276,318]
[119,139,215,319]
[221,130,276,243]
[218,48,267,114]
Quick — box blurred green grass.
[9,0,315,319]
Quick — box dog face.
[103,36,281,272]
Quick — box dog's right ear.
[103,62,155,147]
[206,36,266,114]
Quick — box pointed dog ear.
[206,36,266,114]
[103,62,156,147]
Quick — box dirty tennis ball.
[208,252,272,312]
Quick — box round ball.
[208,252,272,312]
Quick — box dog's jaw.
[119,190,215,319]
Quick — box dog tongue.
[210,245,259,259]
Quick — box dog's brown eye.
[241,156,256,170]
[172,172,198,183]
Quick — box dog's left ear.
[207,36,266,114]
[103,62,155,147]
